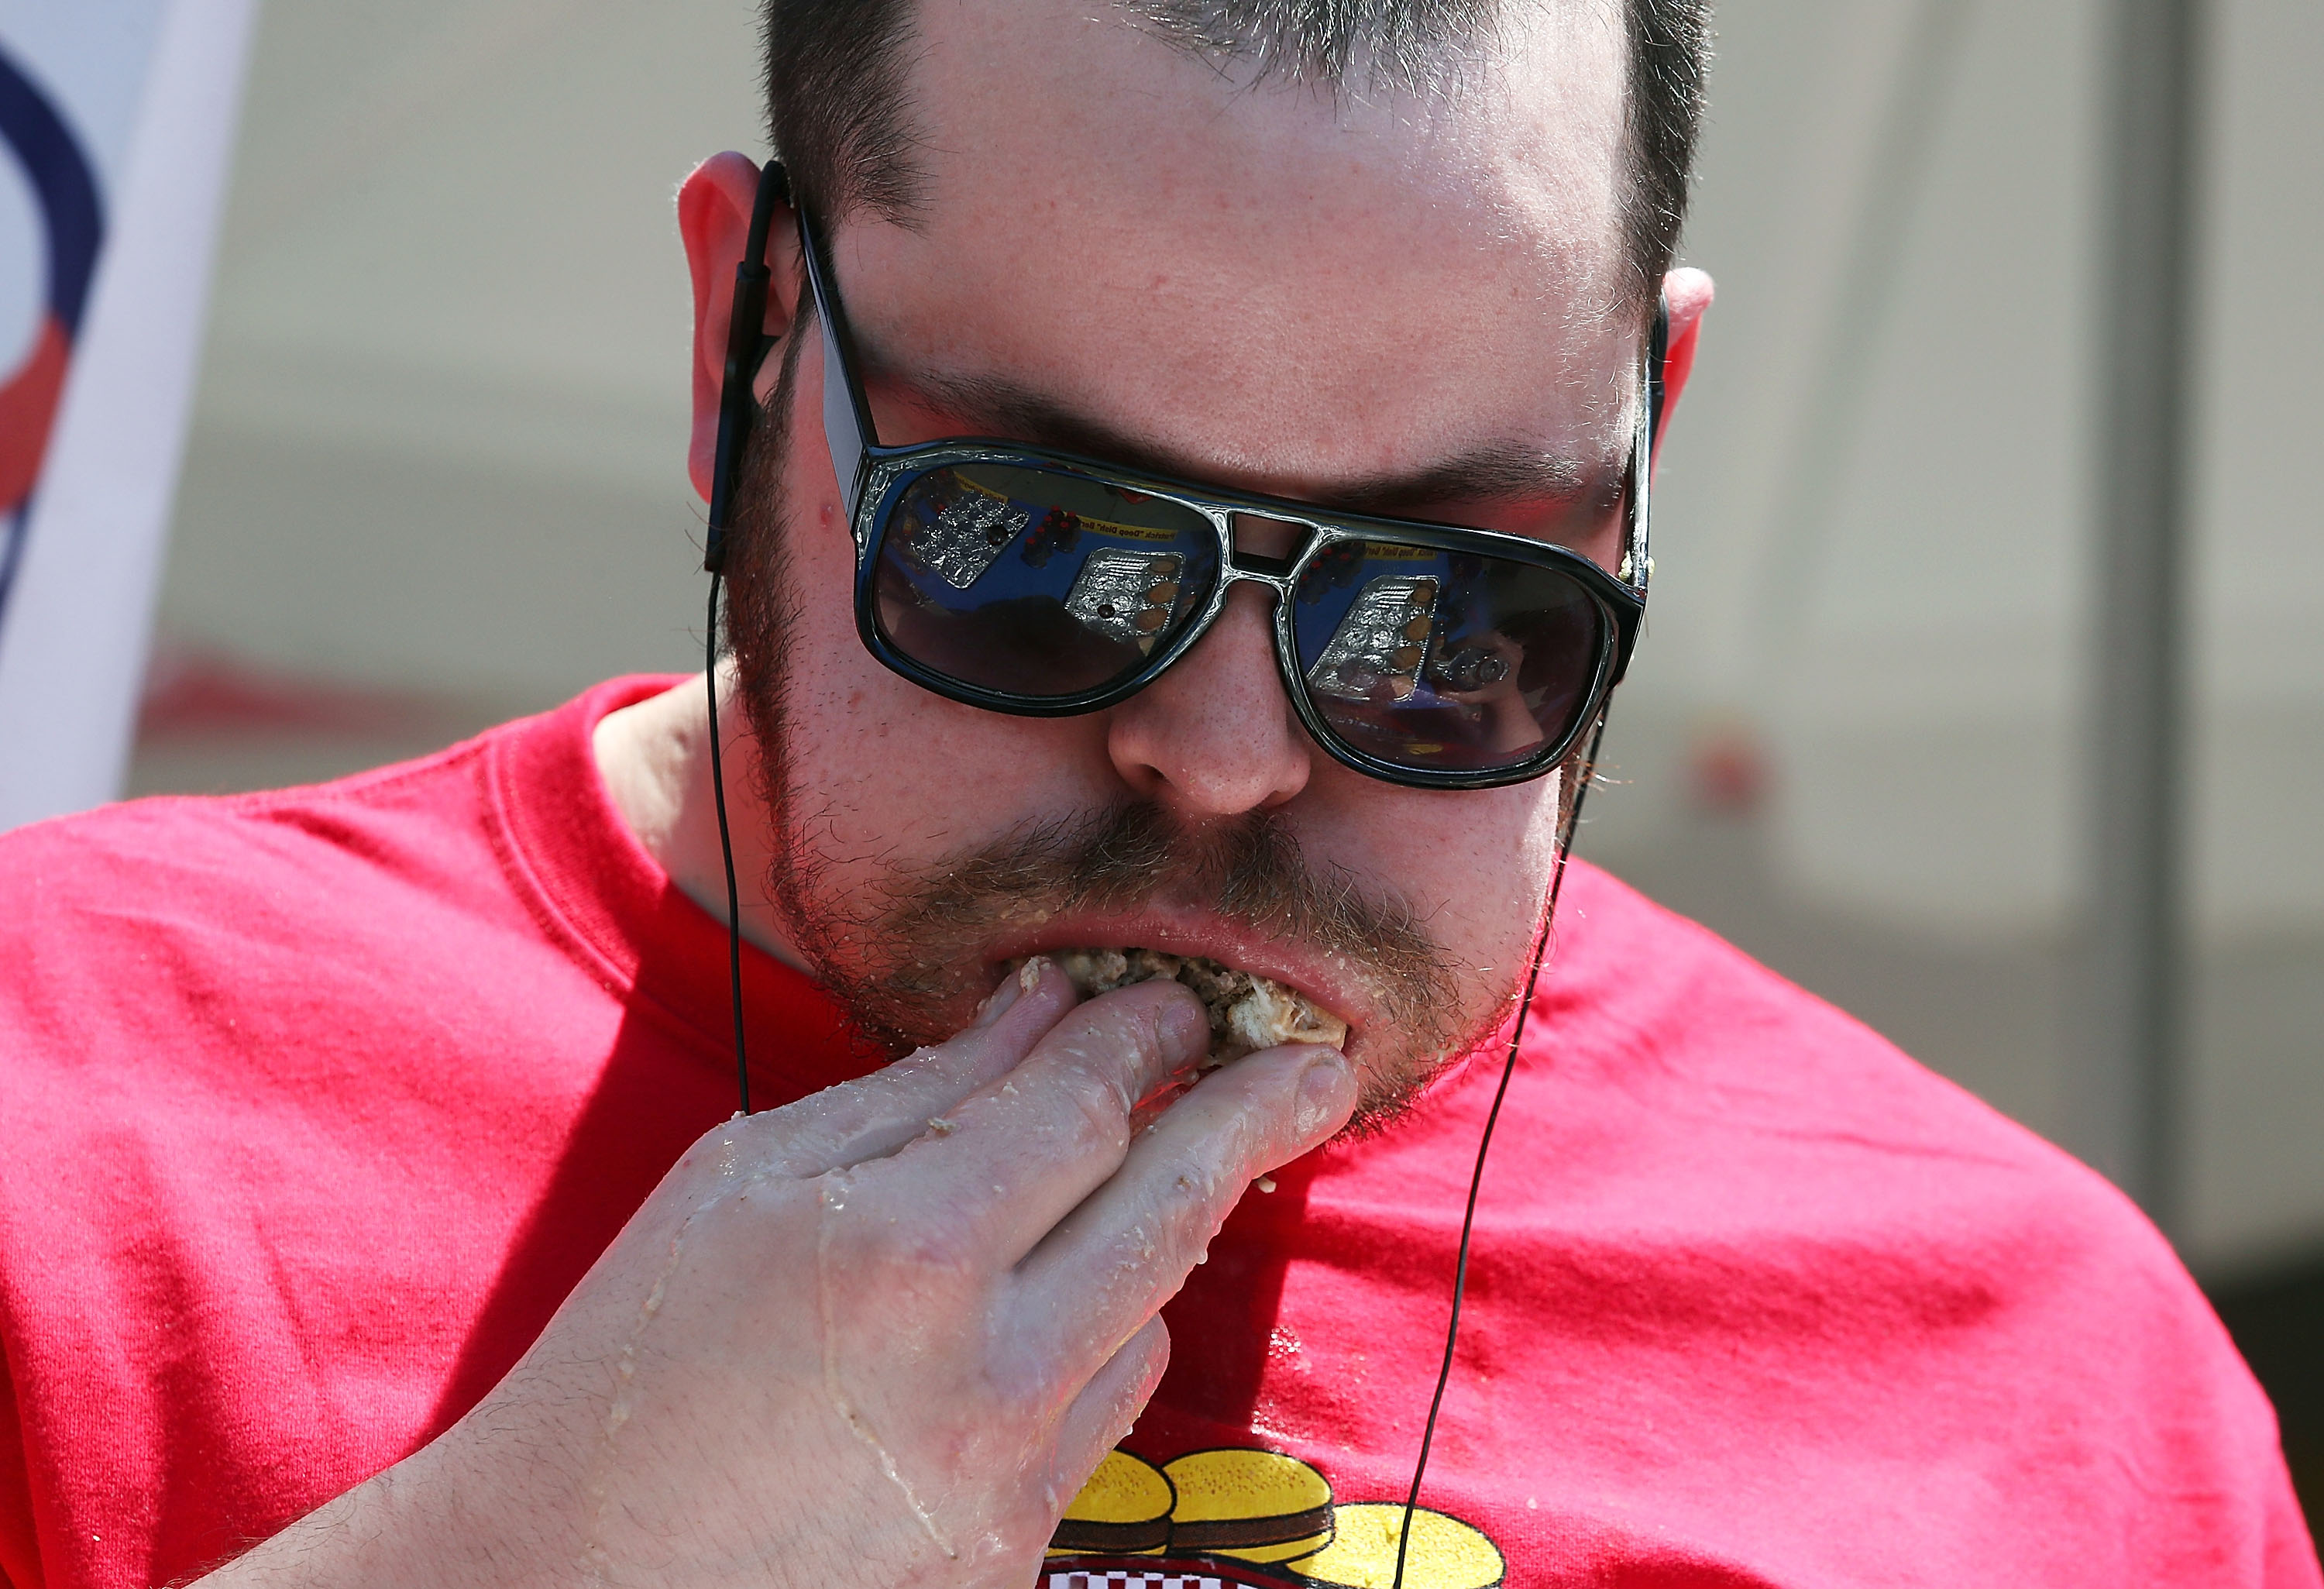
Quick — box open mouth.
[1050,948,1349,1064]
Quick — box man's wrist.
[193,1444,563,1589]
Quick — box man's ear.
[1654,266,1714,450]
[679,152,802,503]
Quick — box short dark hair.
[761,0,1711,310]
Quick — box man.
[0,2,2312,1586]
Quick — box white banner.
[0,0,255,830]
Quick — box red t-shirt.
[0,678,2310,1589]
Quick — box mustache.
[901,804,1403,954]
[816,802,1455,1051]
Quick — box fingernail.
[971,969,1025,1029]
[1294,1052,1354,1139]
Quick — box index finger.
[849,961,1215,1269]
[649,954,1085,1205]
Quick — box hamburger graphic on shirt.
[1044,1446,1505,1589]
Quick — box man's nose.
[1105,578,1314,816]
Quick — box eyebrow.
[879,363,1611,519]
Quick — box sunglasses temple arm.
[1617,297,1669,597]
[820,299,868,522]
[794,205,876,527]
[1648,294,1669,442]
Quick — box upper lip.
[982,908,1370,1051]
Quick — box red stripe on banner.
[0,315,69,511]
[136,646,449,740]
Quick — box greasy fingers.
[692,958,1085,1182]
[1052,1313,1171,1505]
[1009,1044,1355,1374]
[860,974,1216,1269]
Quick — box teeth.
[1049,948,1348,1064]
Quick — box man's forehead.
[831,0,1638,501]
[871,361,1612,518]
[892,0,1630,272]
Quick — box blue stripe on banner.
[0,507,25,626]
[0,40,105,333]
[0,38,108,638]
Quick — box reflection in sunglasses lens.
[1307,576,1439,703]
[875,463,1217,700]
[1293,541,1604,773]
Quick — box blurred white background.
[139,0,2319,1289]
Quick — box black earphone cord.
[1388,710,1608,1588]
[706,573,751,1116]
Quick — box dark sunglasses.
[706,160,1663,791]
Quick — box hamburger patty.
[1050,948,1348,1064]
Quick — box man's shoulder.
[0,727,500,955]
[1342,858,2144,1259]
[1538,855,2068,1178]
[7,732,477,864]
[0,683,643,1089]
[0,675,677,951]
[1501,860,2258,1417]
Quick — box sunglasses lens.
[871,463,1219,700]
[1291,540,1608,775]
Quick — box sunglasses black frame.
[707,159,1666,791]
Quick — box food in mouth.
[1052,948,1348,1064]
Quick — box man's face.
[726,0,1642,1121]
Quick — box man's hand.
[201,958,1356,1589]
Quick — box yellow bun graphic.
[1163,1448,1335,1563]
[1287,1502,1504,1589]
[1048,1449,1175,1556]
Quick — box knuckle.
[1172,1090,1262,1172]
[1049,1060,1133,1161]
[982,1360,1054,1432]
[1128,981,1206,1058]
[868,1215,986,1289]
[827,1181,989,1294]
[1071,986,1181,1071]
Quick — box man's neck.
[591,668,808,972]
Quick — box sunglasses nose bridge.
[1173,528,1302,707]
[1226,507,1310,563]
[1198,504,1300,619]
